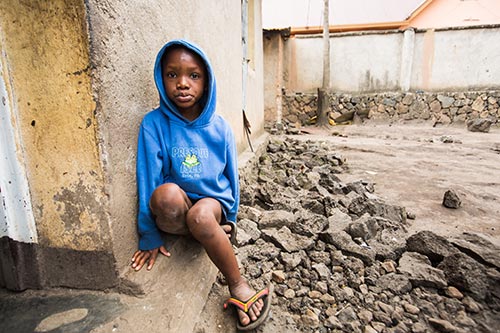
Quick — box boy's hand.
[131,245,170,271]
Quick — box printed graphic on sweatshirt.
[172,147,208,178]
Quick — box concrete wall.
[0,0,117,290]
[0,0,265,290]
[264,26,500,99]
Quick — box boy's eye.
[190,73,201,79]
[166,72,176,78]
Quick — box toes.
[221,224,232,236]
[238,309,250,326]
[237,300,263,327]
[255,298,264,312]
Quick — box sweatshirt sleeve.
[136,123,164,250]
[224,128,240,223]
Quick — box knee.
[150,183,185,218]
[186,206,217,240]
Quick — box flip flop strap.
[224,288,269,313]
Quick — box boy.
[131,39,272,330]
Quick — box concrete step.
[118,236,218,332]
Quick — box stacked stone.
[280,91,500,127]
[235,136,500,333]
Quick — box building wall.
[411,28,500,90]
[0,0,265,290]
[408,0,500,29]
[264,25,500,119]
[0,0,117,290]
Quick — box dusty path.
[298,123,500,245]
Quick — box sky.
[262,0,425,28]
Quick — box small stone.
[455,310,476,327]
[411,322,427,333]
[406,211,416,219]
[442,189,461,209]
[359,284,369,294]
[467,118,492,132]
[300,308,320,328]
[371,321,386,332]
[272,270,286,283]
[325,315,343,329]
[428,317,458,333]
[320,293,336,304]
[308,290,322,299]
[445,286,463,299]
[358,309,373,324]
[377,301,394,314]
[332,265,343,273]
[381,260,396,273]
[462,296,481,313]
[284,288,296,299]
[403,302,420,315]
[364,325,378,333]
[325,305,337,317]
[315,281,328,294]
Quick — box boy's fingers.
[131,250,142,262]
[159,245,171,257]
[134,251,150,271]
[147,249,159,270]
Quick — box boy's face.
[162,47,207,120]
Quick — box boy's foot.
[228,280,265,327]
[221,224,232,239]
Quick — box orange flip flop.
[224,283,274,331]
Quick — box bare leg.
[150,183,191,235]
[186,198,264,327]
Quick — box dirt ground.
[195,122,500,332]
[299,123,500,246]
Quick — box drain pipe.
[241,0,253,151]
[276,34,283,126]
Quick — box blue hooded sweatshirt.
[136,40,240,250]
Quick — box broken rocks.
[231,136,500,333]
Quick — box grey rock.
[467,118,492,132]
[443,189,462,209]
[237,218,261,245]
[438,253,500,308]
[398,252,447,289]
[428,317,458,333]
[406,231,459,263]
[320,230,376,266]
[259,209,295,229]
[262,226,315,252]
[451,232,500,270]
[376,273,412,295]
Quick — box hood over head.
[154,39,216,126]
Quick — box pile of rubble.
[232,136,499,333]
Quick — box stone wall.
[281,90,500,127]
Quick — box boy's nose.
[177,77,188,88]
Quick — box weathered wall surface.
[0,0,116,290]
[411,28,500,90]
[0,0,109,251]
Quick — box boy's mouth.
[174,94,193,103]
